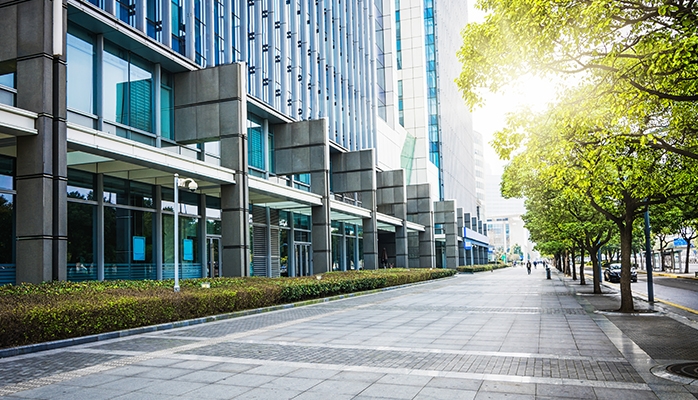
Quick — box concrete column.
[434,200,459,270]
[376,170,407,268]
[361,190,378,270]
[311,170,331,274]
[407,184,434,269]
[12,0,67,284]
[457,208,465,266]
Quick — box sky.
[465,2,560,176]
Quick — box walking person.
[526,260,532,275]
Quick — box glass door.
[207,236,220,277]
[295,243,311,276]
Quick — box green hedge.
[0,268,455,349]
[456,264,511,273]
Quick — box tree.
[492,82,698,312]
[457,0,698,163]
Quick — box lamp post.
[644,208,654,303]
[173,174,180,292]
[173,174,198,292]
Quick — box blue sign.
[674,238,688,247]
[464,241,472,250]
[183,239,194,261]
[133,236,145,261]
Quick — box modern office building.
[0,0,487,285]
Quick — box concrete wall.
[434,200,459,269]
[407,183,434,268]
[377,169,408,268]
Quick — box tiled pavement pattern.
[1,268,698,399]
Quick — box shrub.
[0,268,455,349]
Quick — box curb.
[637,270,698,281]
[0,275,453,359]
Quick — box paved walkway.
[1,267,698,399]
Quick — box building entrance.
[295,243,311,277]
[207,236,221,278]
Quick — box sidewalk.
[0,268,697,399]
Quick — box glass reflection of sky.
[161,200,198,216]
[0,175,12,190]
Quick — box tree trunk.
[590,247,601,294]
[659,236,666,271]
[618,211,635,313]
[579,247,587,285]
[571,247,577,280]
[685,239,692,274]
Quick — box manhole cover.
[667,363,698,379]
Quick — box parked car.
[603,263,638,283]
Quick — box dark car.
[603,263,638,283]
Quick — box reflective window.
[0,72,16,106]
[103,42,153,133]
[0,193,14,266]
[67,202,97,281]
[248,118,264,170]
[0,156,14,191]
[67,30,95,114]
[67,169,96,201]
[105,207,157,280]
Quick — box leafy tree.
[492,81,698,312]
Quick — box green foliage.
[0,269,455,349]
[457,264,510,273]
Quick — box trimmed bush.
[0,268,455,349]
[456,264,511,273]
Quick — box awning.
[0,103,37,140]
[67,123,235,196]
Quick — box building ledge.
[0,103,37,139]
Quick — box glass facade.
[0,156,14,285]
[424,0,444,200]
[0,72,16,106]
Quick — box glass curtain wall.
[103,177,157,280]
[67,170,98,281]
[162,188,201,279]
[0,157,15,285]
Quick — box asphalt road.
[605,274,698,313]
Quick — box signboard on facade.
[464,241,472,250]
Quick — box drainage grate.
[666,362,698,379]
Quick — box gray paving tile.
[285,368,340,380]
[56,373,122,388]
[307,379,373,395]
[218,373,277,387]
[479,381,536,395]
[359,383,424,399]
[244,365,298,376]
[169,360,222,370]
[535,383,595,399]
[332,371,386,382]
[95,376,159,392]
[185,383,251,399]
[423,378,483,392]
[261,376,323,391]
[290,392,353,400]
[137,379,207,395]
[178,370,235,383]
[375,374,433,387]
[473,392,535,400]
[12,385,82,399]
[414,386,477,400]
[593,387,659,400]
[232,387,301,400]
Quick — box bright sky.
[466,2,561,175]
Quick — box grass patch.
[0,268,455,349]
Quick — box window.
[161,73,174,140]
[172,0,186,55]
[67,29,95,114]
[103,42,154,133]
[0,72,15,107]
[146,0,162,41]
[248,118,265,172]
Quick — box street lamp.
[173,174,198,292]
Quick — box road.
[600,273,698,313]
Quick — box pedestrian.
[526,260,531,275]
[381,248,388,269]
